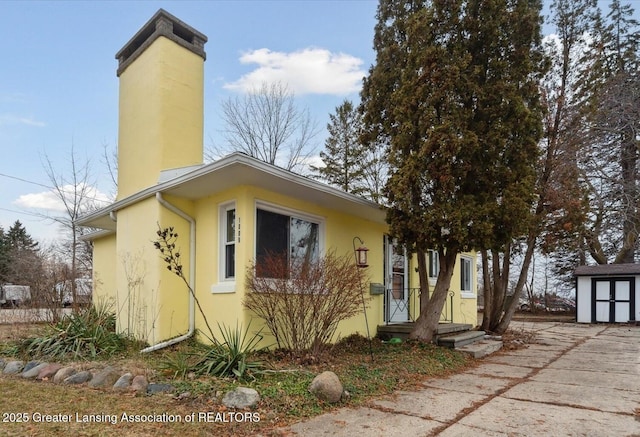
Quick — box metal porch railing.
[384,288,455,324]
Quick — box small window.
[460,256,473,294]
[220,203,235,280]
[428,250,439,279]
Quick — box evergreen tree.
[314,100,369,195]
[361,0,546,342]
[5,220,40,286]
[7,220,38,251]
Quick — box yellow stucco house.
[77,9,477,350]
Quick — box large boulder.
[309,371,343,403]
[222,387,260,409]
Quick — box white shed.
[574,264,640,324]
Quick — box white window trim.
[254,200,325,260]
[460,255,475,299]
[212,201,236,294]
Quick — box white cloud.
[0,114,46,127]
[13,184,111,212]
[224,48,365,95]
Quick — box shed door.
[592,278,635,323]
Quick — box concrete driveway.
[289,322,640,436]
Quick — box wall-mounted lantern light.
[353,237,369,268]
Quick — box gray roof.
[574,263,640,277]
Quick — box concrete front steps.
[377,322,473,341]
[377,322,502,358]
[455,338,503,358]
[438,330,503,358]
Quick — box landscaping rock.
[53,366,77,383]
[309,371,343,403]
[64,370,92,385]
[147,383,174,395]
[113,373,133,390]
[130,375,148,394]
[222,387,260,409]
[37,363,63,381]
[22,362,49,379]
[22,361,40,373]
[175,391,191,400]
[0,358,5,371]
[3,361,24,375]
[88,367,120,388]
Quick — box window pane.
[256,209,289,277]
[461,259,471,291]
[429,250,439,278]
[290,217,319,266]
[226,209,235,243]
[225,244,235,279]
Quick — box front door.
[385,237,409,323]
[593,278,635,323]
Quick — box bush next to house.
[244,250,368,357]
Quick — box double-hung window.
[255,204,321,278]
[460,256,473,297]
[223,207,236,279]
[213,202,236,293]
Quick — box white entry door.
[385,237,409,323]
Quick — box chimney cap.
[116,9,208,76]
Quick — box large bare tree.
[575,0,640,265]
[43,144,104,306]
[212,82,319,173]
[481,0,595,333]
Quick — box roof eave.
[76,153,387,230]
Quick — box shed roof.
[574,263,640,277]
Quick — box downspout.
[140,192,196,353]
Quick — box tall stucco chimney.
[115,9,207,199]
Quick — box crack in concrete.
[426,324,611,436]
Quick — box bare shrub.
[244,250,368,357]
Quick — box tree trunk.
[416,248,430,315]
[409,249,458,343]
[494,233,536,334]
[480,249,492,331]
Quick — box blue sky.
[1,0,638,244]
[0,0,378,242]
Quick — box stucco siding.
[117,36,204,199]
[92,233,117,307]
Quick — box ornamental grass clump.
[22,302,129,360]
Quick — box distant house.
[77,9,478,349]
[574,264,640,323]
